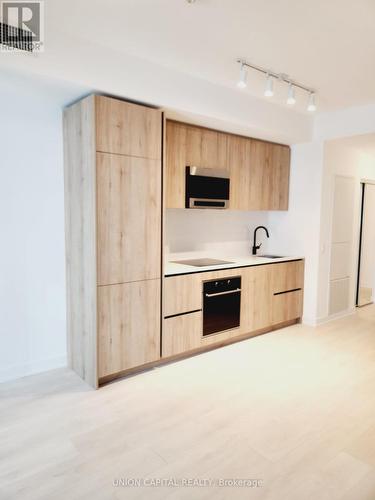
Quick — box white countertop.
[165,254,304,276]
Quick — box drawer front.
[164,274,202,317]
[162,312,202,357]
[98,280,161,378]
[272,289,303,325]
[272,260,304,294]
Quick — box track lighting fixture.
[237,62,247,89]
[287,83,296,105]
[264,74,274,97]
[307,92,316,112]
[236,59,317,111]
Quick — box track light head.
[237,62,247,89]
[307,92,317,112]
[287,83,296,105]
[264,74,274,97]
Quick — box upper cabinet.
[165,120,290,211]
[96,96,162,159]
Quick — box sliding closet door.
[357,183,375,306]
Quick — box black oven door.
[203,277,241,336]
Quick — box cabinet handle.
[205,288,241,298]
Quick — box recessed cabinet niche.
[165,120,290,210]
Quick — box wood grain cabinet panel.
[165,121,187,208]
[268,144,290,210]
[165,120,290,211]
[226,135,251,210]
[162,312,202,357]
[96,153,161,286]
[98,280,161,378]
[272,290,303,325]
[95,95,162,159]
[271,260,304,294]
[165,121,228,208]
[164,273,202,317]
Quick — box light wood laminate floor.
[2,306,375,500]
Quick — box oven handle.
[205,288,241,298]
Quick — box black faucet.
[252,226,269,255]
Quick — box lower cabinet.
[98,279,161,379]
[162,260,305,360]
[162,312,202,357]
[272,289,303,325]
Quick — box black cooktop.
[172,258,234,267]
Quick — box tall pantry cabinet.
[63,95,163,388]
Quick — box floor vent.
[0,22,34,52]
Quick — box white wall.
[267,142,324,325]
[0,71,87,382]
[316,140,375,321]
[165,209,270,259]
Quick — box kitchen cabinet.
[163,260,304,359]
[164,273,202,317]
[98,280,160,378]
[162,311,202,357]
[165,121,227,208]
[96,153,161,285]
[165,120,290,210]
[64,94,163,387]
[272,290,303,325]
[95,95,162,159]
[271,260,304,325]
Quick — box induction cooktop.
[172,258,234,267]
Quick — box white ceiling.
[44,0,375,113]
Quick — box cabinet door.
[162,312,202,357]
[98,280,160,378]
[164,274,202,317]
[95,95,162,159]
[268,144,290,210]
[165,121,228,208]
[96,153,161,286]
[241,266,272,332]
[272,290,303,325]
[271,261,304,294]
[165,121,187,208]
[227,135,251,210]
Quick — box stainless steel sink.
[256,255,285,259]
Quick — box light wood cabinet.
[163,261,304,357]
[164,273,202,317]
[162,311,202,357]
[64,94,163,387]
[98,280,160,378]
[271,260,304,294]
[165,120,290,210]
[271,260,304,325]
[96,153,161,285]
[272,290,303,325]
[165,121,228,208]
[96,96,162,159]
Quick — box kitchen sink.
[256,255,285,259]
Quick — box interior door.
[357,183,375,306]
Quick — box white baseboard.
[316,308,356,326]
[0,355,67,384]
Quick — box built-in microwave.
[185,166,230,209]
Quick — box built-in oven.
[185,166,230,209]
[203,277,241,336]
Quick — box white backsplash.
[165,209,271,260]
